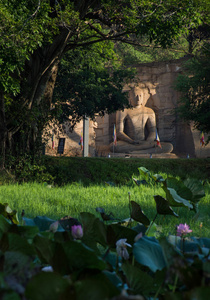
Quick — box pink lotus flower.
[176,223,192,237]
[71,225,83,239]
[116,239,132,260]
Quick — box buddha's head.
[129,87,148,107]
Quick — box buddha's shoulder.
[144,106,155,113]
[126,106,154,114]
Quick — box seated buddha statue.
[111,88,173,154]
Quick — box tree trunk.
[43,63,59,109]
[5,28,71,156]
[0,91,7,169]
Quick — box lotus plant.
[42,266,53,272]
[71,224,83,239]
[134,232,143,242]
[116,238,132,260]
[176,223,192,237]
[176,223,192,254]
[49,221,59,233]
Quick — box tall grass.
[0,157,209,237]
[1,179,209,237]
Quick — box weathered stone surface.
[106,58,210,157]
[109,86,173,154]
[44,119,96,157]
[44,57,210,158]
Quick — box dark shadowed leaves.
[11,224,39,240]
[0,203,19,225]
[32,216,63,232]
[96,207,115,221]
[74,272,119,300]
[33,234,106,275]
[191,237,210,250]
[184,178,205,212]
[0,214,12,233]
[163,177,205,212]
[154,195,179,217]
[167,235,201,254]
[106,224,136,249]
[162,182,193,209]
[184,178,205,200]
[103,270,122,288]
[159,236,181,267]
[80,212,107,249]
[59,216,81,231]
[164,287,210,300]
[132,223,147,236]
[166,177,193,200]
[164,177,204,212]
[4,250,35,277]
[122,262,154,295]
[61,241,106,272]
[130,201,150,226]
[33,234,56,265]
[1,232,36,256]
[25,272,69,300]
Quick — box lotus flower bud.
[71,225,83,239]
[49,221,59,233]
[134,232,143,242]
[116,238,132,260]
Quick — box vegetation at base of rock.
[1,156,210,185]
[34,156,210,185]
[175,44,210,141]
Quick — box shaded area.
[43,156,210,186]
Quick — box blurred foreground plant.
[0,168,208,299]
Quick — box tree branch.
[20,0,41,32]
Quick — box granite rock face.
[95,58,210,157]
[45,57,210,158]
[44,119,96,157]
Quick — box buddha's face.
[133,88,147,107]
[136,94,144,107]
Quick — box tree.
[0,0,63,166]
[0,0,208,167]
[175,44,210,143]
[53,41,136,128]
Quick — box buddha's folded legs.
[110,141,173,154]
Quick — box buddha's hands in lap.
[132,140,139,145]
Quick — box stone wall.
[44,119,96,157]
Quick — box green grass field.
[0,157,209,237]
